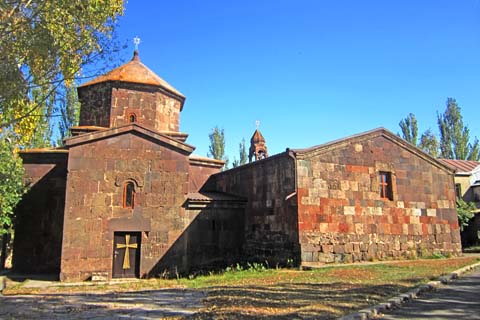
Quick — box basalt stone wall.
[78,83,112,127]
[78,82,182,132]
[110,83,182,132]
[296,135,461,264]
[13,152,68,274]
[149,204,245,276]
[188,161,222,193]
[210,153,299,265]
[61,132,191,281]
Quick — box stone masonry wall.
[209,153,299,265]
[110,84,181,132]
[78,83,112,128]
[151,205,245,276]
[297,135,461,264]
[61,133,191,281]
[13,152,68,274]
[78,83,182,132]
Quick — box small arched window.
[128,113,137,123]
[123,181,135,208]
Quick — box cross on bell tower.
[249,120,268,162]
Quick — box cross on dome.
[133,36,141,50]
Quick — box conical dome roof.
[250,129,266,143]
[79,51,184,99]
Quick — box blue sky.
[100,1,480,161]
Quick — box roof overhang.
[290,127,455,174]
[64,123,195,155]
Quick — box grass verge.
[3,256,479,319]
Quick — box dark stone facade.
[13,151,68,274]
[206,153,300,265]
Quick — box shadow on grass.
[188,282,411,320]
[0,288,205,319]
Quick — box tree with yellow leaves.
[0,0,125,146]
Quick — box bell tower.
[249,121,268,162]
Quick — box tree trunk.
[0,233,10,270]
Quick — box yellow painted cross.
[116,234,138,269]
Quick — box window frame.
[123,181,135,209]
[378,171,393,201]
[128,113,137,123]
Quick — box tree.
[239,138,248,165]
[398,114,439,157]
[0,136,25,234]
[0,136,25,268]
[418,129,439,158]
[456,198,476,232]
[232,138,248,168]
[399,113,418,146]
[437,98,479,161]
[57,87,81,145]
[208,126,228,167]
[0,0,124,144]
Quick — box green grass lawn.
[3,256,479,319]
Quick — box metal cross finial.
[133,36,141,50]
[255,120,260,129]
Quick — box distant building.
[439,159,480,245]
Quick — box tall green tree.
[437,98,479,161]
[57,87,81,145]
[232,138,248,168]
[418,129,439,158]
[398,114,439,157]
[0,0,124,145]
[208,126,228,168]
[0,136,25,235]
[399,113,419,146]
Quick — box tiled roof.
[438,159,480,174]
[78,51,184,98]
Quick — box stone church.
[12,51,461,281]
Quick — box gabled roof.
[438,159,480,175]
[290,127,454,173]
[64,122,195,155]
[78,51,185,100]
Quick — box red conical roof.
[78,51,184,99]
[250,129,266,143]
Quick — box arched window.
[123,181,135,208]
[128,113,137,123]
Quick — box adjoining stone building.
[206,129,462,265]
[12,51,462,281]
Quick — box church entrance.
[112,232,141,278]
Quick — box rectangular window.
[473,186,480,202]
[378,171,393,200]
[455,183,462,199]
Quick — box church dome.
[78,50,184,99]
